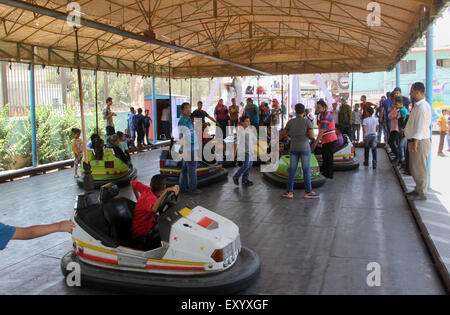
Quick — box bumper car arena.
[0,0,448,298]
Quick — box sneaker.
[438,152,446,157]
[304,191,320,199]
[242,180,254,186]
[232,176,239,185]
[405,190,418,196]
[363,162,369,167]
[282,192,294,199]
[74,174,80,178]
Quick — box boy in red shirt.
[131,175,179,250]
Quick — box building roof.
[0,0,448,78]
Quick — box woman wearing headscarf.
[214,99,230,138]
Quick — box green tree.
[14,105,64,166]
[0,105,14,170]
[57,104,80,160]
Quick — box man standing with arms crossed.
[404,82,431,201]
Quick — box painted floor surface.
[0,149,445,295]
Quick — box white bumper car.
[61,184,260,294]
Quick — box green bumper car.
[77,149,137,189]
[262,154,325,189]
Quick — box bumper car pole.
[74,27,94,191]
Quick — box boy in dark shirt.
[131,175,179,250]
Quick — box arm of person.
[411,138,419,152]
[12,220,75,240]
[207,114,217,124]
[151,186,180,213]
[311,129,324,151]
[307,128,315,141]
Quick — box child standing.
[71,128,83,178]
[351,104,362,143]
[438,109,448,157]
[362,107,379,169]
[233,116,257,186]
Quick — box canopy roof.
[0,0,447,78]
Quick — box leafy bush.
[0,105,14,171]
[57,104,79,160]
[14,105,65,166]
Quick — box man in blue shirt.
[127,107,136,145]
[380,92,393,141]
[393,87,411,110]
[178,102,201,194]
[0,221,74,250]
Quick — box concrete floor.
[0,148,445,294]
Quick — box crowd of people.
[3,82,447,253]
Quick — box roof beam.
[0,0,270,76]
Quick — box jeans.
[287,150,312,193]
[448,133,450,151]
[137,129,145,146]
[133,226,161,251]
[388,131,400,162]
[399,136,407,163]
[145,127,150,145]
[162,121,171,139]
[438,132,447,154]
[216,119,229,138]
[106,126,116,136]
[352,124,361,142]
[377,122,388,143]
[321,141,336,178]
[179,153,198,192]
[364,134,378,166]
[234,153,253,181]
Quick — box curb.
[388,148,450,293]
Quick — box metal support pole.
[350,72,354,107]
[190,77,193,106]
[74,28,93,190]
[95,69,98,135]
[29,62,38,167]
[257,76,260,106]
[168,64,172,130]
[1,62,8,106]
[426,25,434,189]
[281,74,284,127]
[151,77,157,143]
[395,64,400,88]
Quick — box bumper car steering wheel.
[157,191,179,215]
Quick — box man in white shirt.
[161,105,171,139]
[103,97,116,136]
[404,82,431,200]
